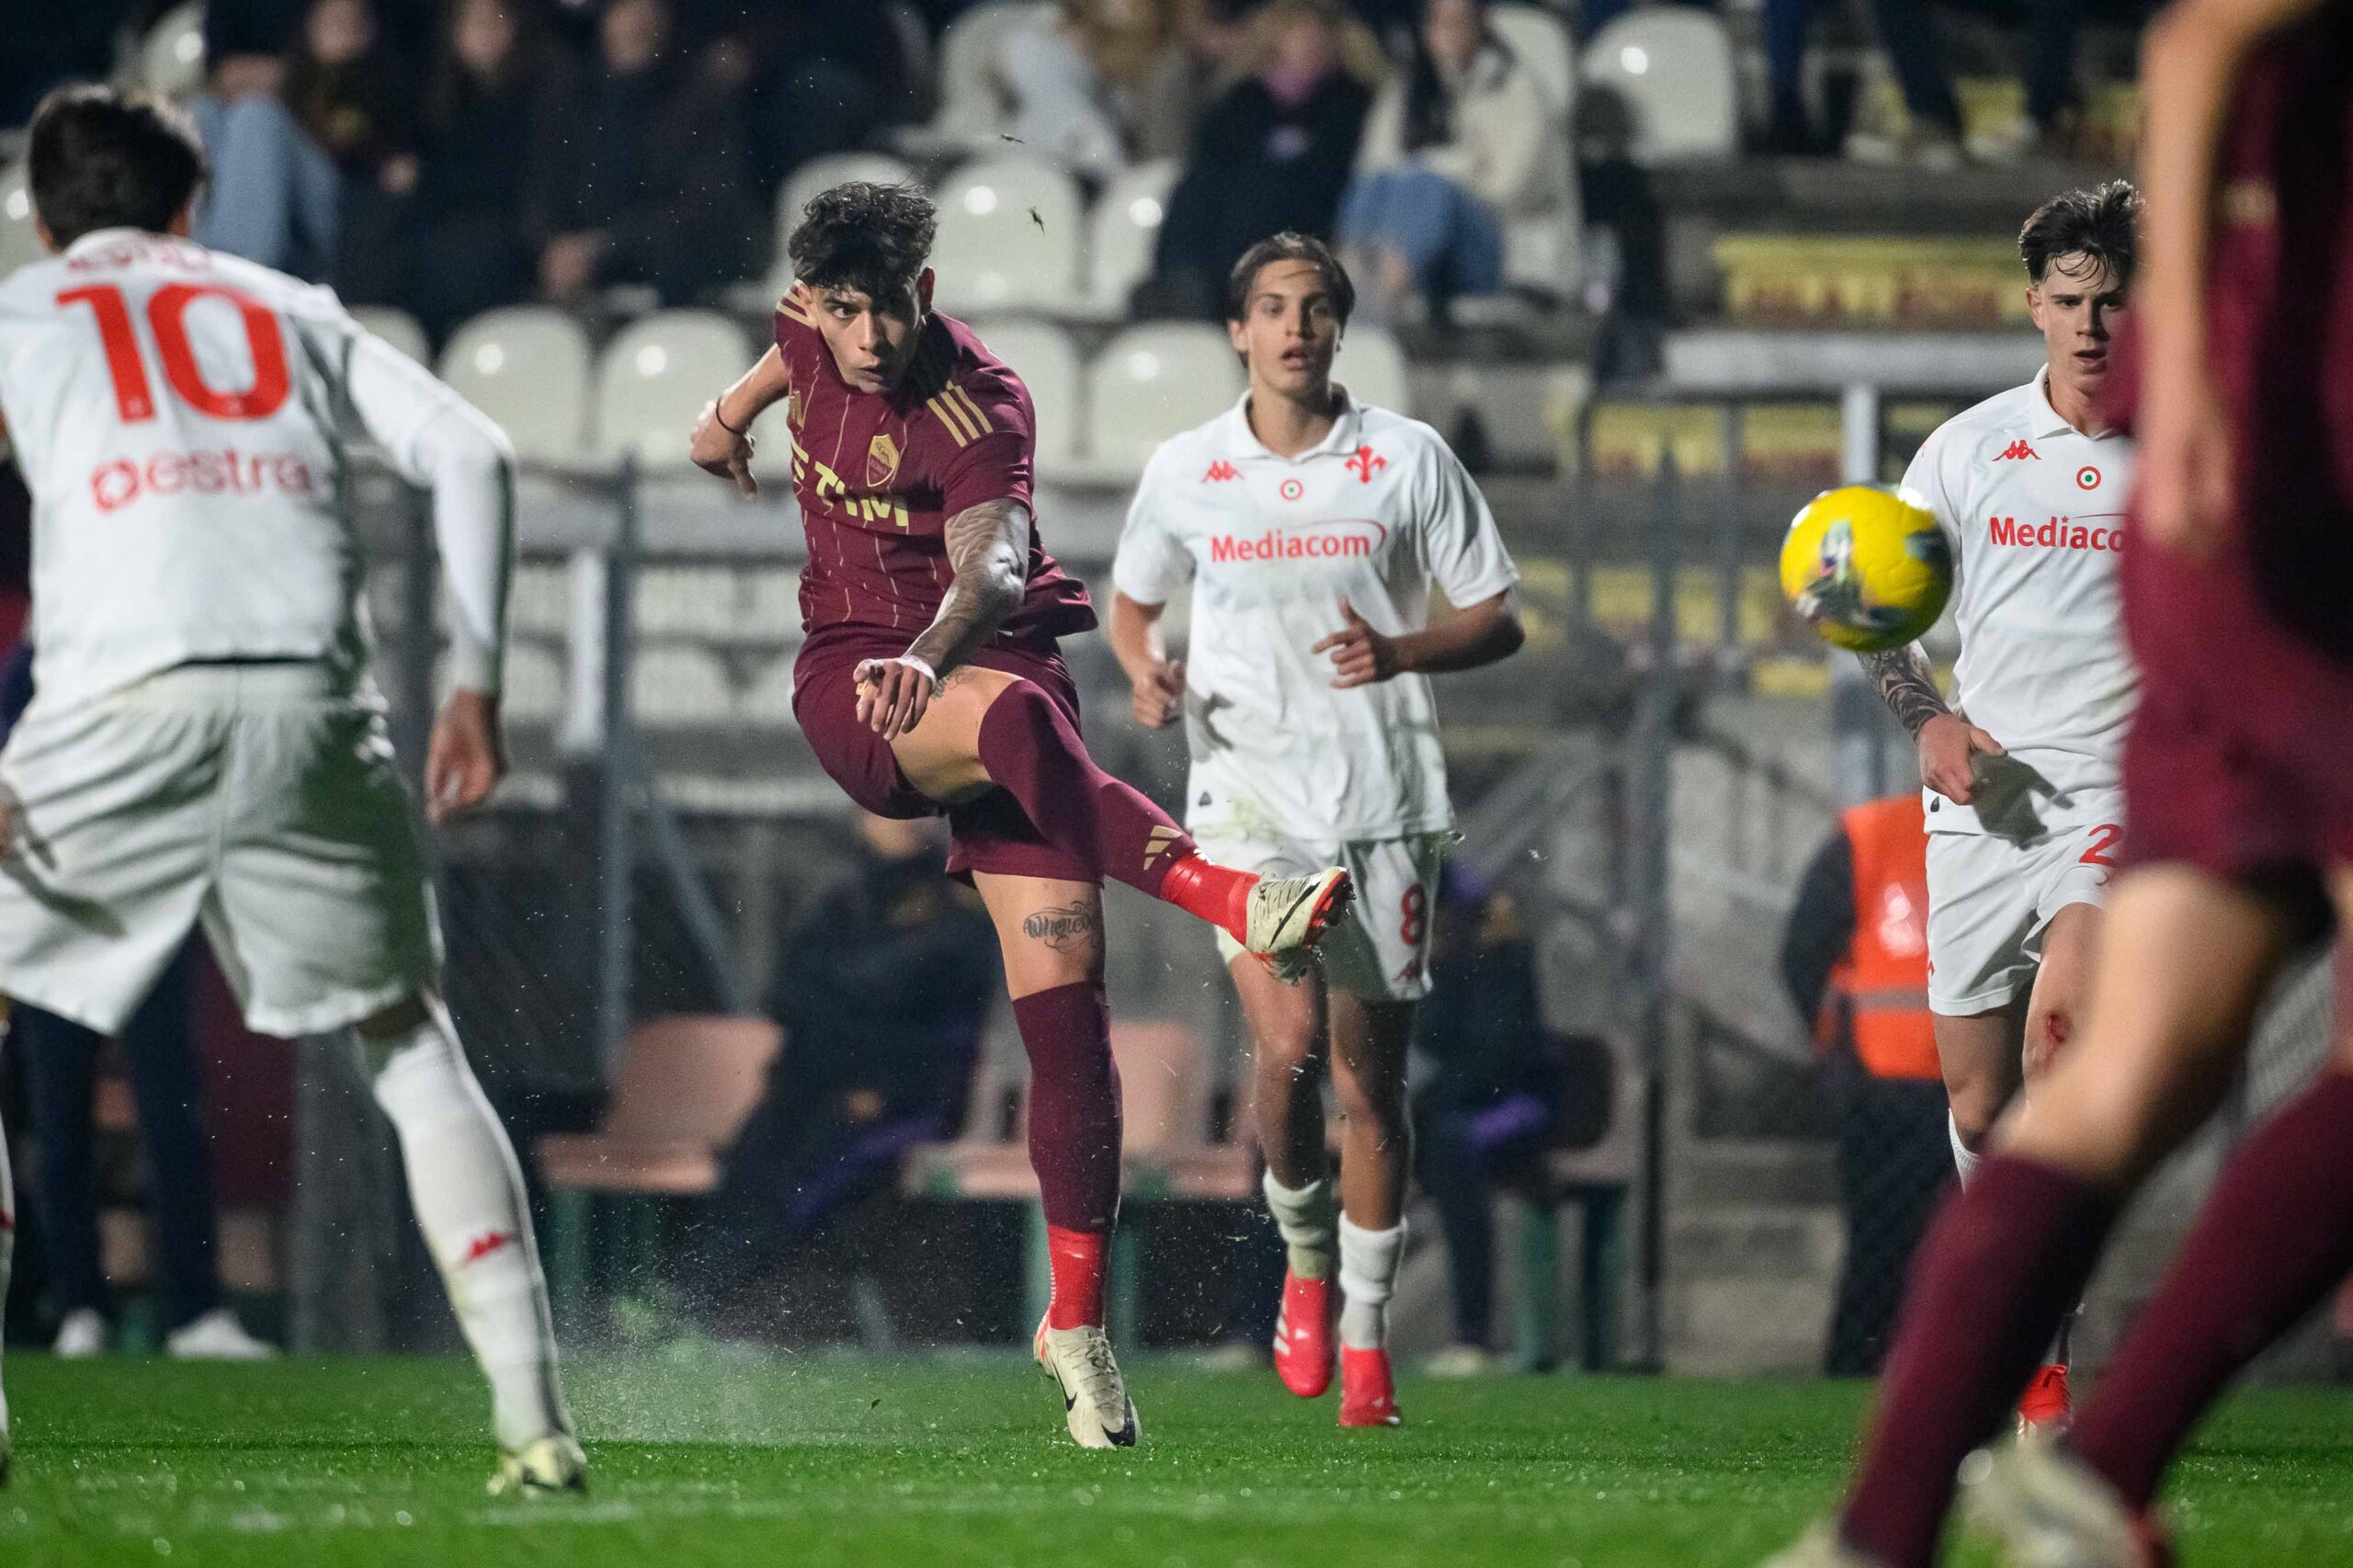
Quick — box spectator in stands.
[402,0,564,342]
[998,0,1209,175]
[1779,793,1952,1376]
[738,8,915,195]
[529,0,756,306]
[1337,0,1563,321]
[1410,873,1560,1375]
[281,0,419,302]
[697,813,997,1292]
[0,647,273,1361]
[190,54,340,279]
[1143,0,1382,319]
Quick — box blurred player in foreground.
[1107,234,1521,1426]
[688,186,1355,1449]
[0,86,577,1492]
[1768,2,2353,1564]
[1860,180,2140,1429]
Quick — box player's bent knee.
[354,992,433,1042]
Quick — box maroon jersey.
[774,294,1096,667]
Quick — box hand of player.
[425,688,506,824]
[690,399,757,496]
[856,654,939,739]
[1915,712,2005,805]
[1312,597,1401,688]
[2136,370,2233,559]
[1130,658,1186,727]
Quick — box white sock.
[1337,1215,1405,1351]
[1262,1170,1337,1280]
[1949,1110,1983,1187]
[364,1002,571,1449]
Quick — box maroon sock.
[975,680,1201,897]
[1011,981,1122,1236]
[2073,1069,2353,1511]
[1841,1156,2118,1568]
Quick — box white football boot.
[165,1309,278,1360]
[1033,1319,1141,1449]
[52,1308,105,1358]
[1964,1438,2173,1568]
[488,1432,588,1496]
[1245,868,1355,983]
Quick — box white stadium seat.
[506,562,574,638]
[631,646,735,729]
[964,318,1083,475]
[0,164,43,280]
[1338,326,1411,415]
[928,156,1083,314]
[1489,4,1575,119]
[925,1,1055,147]
[1087,159,1179,314]
[738,655,799,729]
[1580,10,1741,164]
[1083,324,1245,481]
[438,307,595,470]
[351,305,430,365]
[139,3,209,100]
[500,643,568,726]
[770,151,919,291]
[594,312,752,473]
[1488,5,1583,295]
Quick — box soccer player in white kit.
[1859,181,2138,1429]
[0,87,580,1491]
[1108,234,1523,1426]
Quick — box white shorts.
[0,664,441,1037]
[1200,833,1447,1002]
[1925,810,2121,1016]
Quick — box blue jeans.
[1338,165,1505,306]
[190,95,339,280]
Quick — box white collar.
[2029,367,2116,441]
[1221,386,1366,461]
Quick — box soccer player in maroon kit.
[1767,1,2353,1563]
[687,184,1354,1449]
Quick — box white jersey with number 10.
[0,228,511,716]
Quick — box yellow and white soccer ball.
[1778,484,1953,653]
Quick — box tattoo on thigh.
[1022,902,1098,950]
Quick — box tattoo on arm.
[904,499,1029,677]
[1021,902,1100,952]
[1859,642,1951,737]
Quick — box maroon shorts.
[791,634,1093,883]
[2122,536,2353,918]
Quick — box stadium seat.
[138,3,208,100]
[964,318,1083,473]
[630,644,735,728]
[928,156,1084,314]
[1338,325,1411,415]
[438,307,595,470]
[506,562,573,638]
[920,0,1055,148]
[350,305,429,365]
[737,654,798,729]
[1579,10,1741,164]
[1489,4,1575,119]
[634,565,745,641]
[769,151,919,292]
[538,1015,784,1318]
[1080,324,1245,481]
[499,642,568,726]
[0,164,44,279]
[593,311,752,473]
[1485,6,1583,296]
[1086,159,1179,314]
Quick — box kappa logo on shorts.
[456,1230,517,1268]
[1994,440,2040,462]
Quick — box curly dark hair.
[2018,180,2141,287]
[28,84,208,249]
[787,182,938,301]
[1225,232,1357,327]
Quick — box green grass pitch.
[5,1356,2353,1566]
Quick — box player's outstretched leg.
[355,994,582,1494]
[1330,991,1414,1428]
[893,673,1355,971]
[973,874,1139,1449]
[1233,958,1336,1397]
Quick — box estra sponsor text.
[1987,516,2125,552]
[90,448,317,513]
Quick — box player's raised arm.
[856,498,1029,739]
[691,342,792,496]
[341,327,516,821]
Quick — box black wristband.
[713,397,750,437]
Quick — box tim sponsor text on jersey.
[1209,518,1388,564]
[1985,515,2126,553]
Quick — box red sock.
[1157,854,1255,943]
[1047,1224,1108,1330]
[2074,1069,2353,1511]
[1840,1157,2116,1568]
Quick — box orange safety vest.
[1824,795,1940,1081]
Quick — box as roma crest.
[866,431,903,488]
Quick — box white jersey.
[1113,392,1518,842]
[1901,371,2135,840]
[0,228,512,715]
